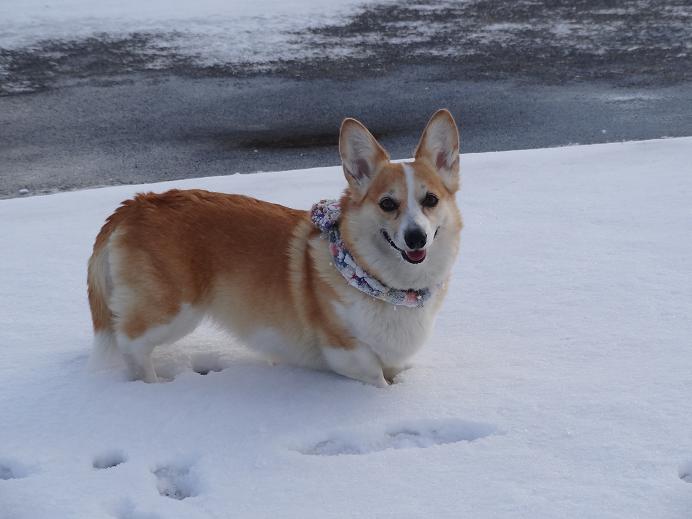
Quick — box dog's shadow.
[90,323,395,422]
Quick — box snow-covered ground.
[1,138,691,518]
[0,0,385,63]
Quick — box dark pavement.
[1,0,691,198]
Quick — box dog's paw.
[680,460,692,483]
[382,364,412,384]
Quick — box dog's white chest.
[334,292,439,368]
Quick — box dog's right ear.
[339,118,389,199]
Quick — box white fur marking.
[332,296,435,372]
[402,163,433,247]
[116,304,203,382]
[88,331,121,371]
[321,345,388,387]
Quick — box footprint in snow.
[93,449,127,470]
[0,458,34,480]
[114,498,160,519]
[153,462,198,500]
[680,460,692,483]
[299,418,498,456]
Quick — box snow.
[1,138,692,518]
[681,460,692,483]
[0,0,386,63]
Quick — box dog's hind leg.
[117,334,158,383]
[89,331,121,371]
[115,304,204,383]
[117,333,160,383]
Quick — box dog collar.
[310,199,434,308]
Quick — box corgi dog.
[87,109,462,387]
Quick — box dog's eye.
[422,192,439,208]
[379,197,398,212]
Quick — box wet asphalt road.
[1,0,691,198]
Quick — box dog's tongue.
[405,249,427,262]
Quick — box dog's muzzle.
[381,229,428,264]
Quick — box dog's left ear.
[414,109,460,193]
[339,118,390,200]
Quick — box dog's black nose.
[404,228,427,250]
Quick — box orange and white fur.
[87,109,462,387]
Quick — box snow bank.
[1,138,691,518]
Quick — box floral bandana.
[310,199,434,308]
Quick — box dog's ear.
[339,118,389,199]
[414,109,460,193]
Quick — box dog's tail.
[87,213,121,370]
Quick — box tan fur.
[88,190,353,346]
[87,109,462,385]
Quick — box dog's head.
[338,109,463,290]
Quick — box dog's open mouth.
[402,249,427,263]
[382,230,427,264]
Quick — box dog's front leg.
[321,344,388,388]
